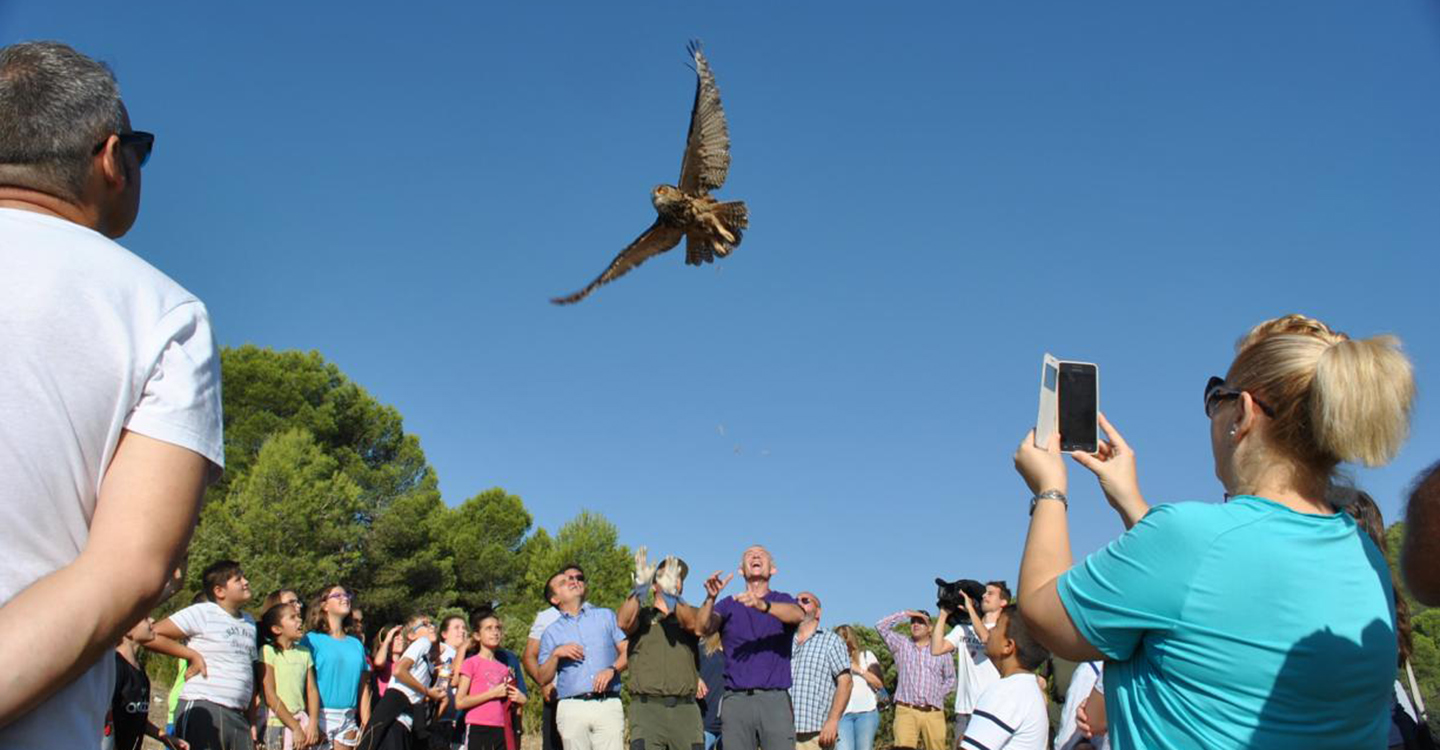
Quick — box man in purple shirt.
[694,546,806,750]
[876,610,956,750]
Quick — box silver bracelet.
[1029,489,1068,515]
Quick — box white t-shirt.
[946,621,1001,713]
[1055,661,1108,750]
[0,209,223,749]
[390,636,436,704]
[962,673,1049,750]
[171,603,260,710]
[529,607,562,641]
[844,651,881,714]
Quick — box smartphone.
[1034,354,1059,449]
[1058,361,1099,453]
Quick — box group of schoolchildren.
[104,559,527,750]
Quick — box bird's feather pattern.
[678,40,732,194]
[550,221,684,305]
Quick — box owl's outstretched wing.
[677,40,732,195]
[550,221,685,305]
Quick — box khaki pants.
[557,697,625,750]
[893,704,946,750]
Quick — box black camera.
[935,578,986,624]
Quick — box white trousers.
[556,697,624,750]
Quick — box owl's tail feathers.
[719,200,748,239]
[685,232,716,266]
[686,201,748,267]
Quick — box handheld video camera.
[935,578,986,624]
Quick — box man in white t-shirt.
[961,605,1049,750]
[148,561,260,749]
[931,581,1010,746]
[523,564,587,750]
[1054,661,1107,750]
[0,42,223,750]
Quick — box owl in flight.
[551,41,748,305]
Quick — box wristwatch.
[1029,489,1068,515]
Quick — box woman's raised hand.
[1070,413,1149,527]
[1014,429,1068,496]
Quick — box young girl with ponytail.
[1013,314,1415,749]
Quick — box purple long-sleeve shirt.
[876,612,955,709]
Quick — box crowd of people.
[5,37,1440,750]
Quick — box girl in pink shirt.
[455,610,526,750]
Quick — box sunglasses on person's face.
[565,573,586,583]
[1204,376,1276,419]
[798,596,815,606]
[91,131,154,168]
[326,591,354,602]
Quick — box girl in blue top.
[1013,314,1414,749]
[302,584,371,750]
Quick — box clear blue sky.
[7,1,1438,626]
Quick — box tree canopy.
[174,346,629,638]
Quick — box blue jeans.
[837,711,879,750]
[704,730,720,750]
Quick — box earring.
[1228,427,1237,437]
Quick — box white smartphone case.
[1035,353,1059,449]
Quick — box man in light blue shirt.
[538,566,628,750]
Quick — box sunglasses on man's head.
[1204,376,1276,419]
[91,131,154,168]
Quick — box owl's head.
[651,184,682,208]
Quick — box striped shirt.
[962,673,1048,750]
[876,612,955,709]
[169,603,259,710]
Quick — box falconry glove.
[655,555,683,597]
[632,546,658,600]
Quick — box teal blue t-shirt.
[1057,496,1395,749]
[300,632,369,710]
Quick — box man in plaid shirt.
[876,610,956,750]
[790,592,852,750]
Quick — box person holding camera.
[875,610,954,750]
[1013,314,1413,748]
[929,583,1008,747]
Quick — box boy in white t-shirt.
[960,605,1050,750]
[148,561,261,750]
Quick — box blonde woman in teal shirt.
[1014,314,1414,749]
